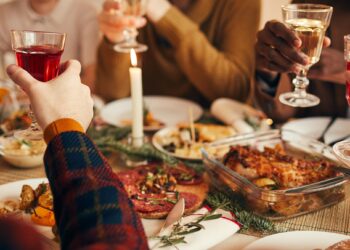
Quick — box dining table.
[2,142,350,250]
[1,104,350,249]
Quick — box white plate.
[244,231,350,250]
[100,96,203,131]
[152,127,202,161]
[152,125,236,161]
[282,117,350,145]
[0,178,54,239]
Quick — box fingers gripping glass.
[332,35,350,168]
[109,0,148,53]
[279,4,333,108]
[10,30,66,141]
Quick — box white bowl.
[2,152,44,168]
[0,136,45,168]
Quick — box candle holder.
[120,136,148,168]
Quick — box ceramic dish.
[0,136,45,168]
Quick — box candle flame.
[130,49,138,67]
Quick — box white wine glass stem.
[123,27,139,46]
[28,109,40,132]
[293,68,310,98]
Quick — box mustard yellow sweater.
[96,0,261,107]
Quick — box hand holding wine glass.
[6,60,93,131]
[99,0,146,44]
[100,0,149,53]
[255,20,331,82]
[278,4,333,108]
[256,20,309,76]
[10,30,66,140]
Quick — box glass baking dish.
[202,129,350,220]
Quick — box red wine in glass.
[15,45,63,82]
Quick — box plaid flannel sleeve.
[44,131,149,250]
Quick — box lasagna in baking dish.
[223,144,338,190]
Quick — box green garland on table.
[87,125,132,141]
[88,125,276,234]
[206,189,277,234]
[88,125,206,168]
[97,139,179,165]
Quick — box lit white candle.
[129,49,144,147]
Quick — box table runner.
[0,159,46,185]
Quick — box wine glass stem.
[293,68,310,98]
[123,27,138,46]
[28,109,41,132]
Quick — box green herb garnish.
[151,208,222,249]
[206,188,276,233]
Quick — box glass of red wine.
[333,35,350,167]
[10,30,66,141]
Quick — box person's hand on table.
[6,60,93,131]
[255,20,331,82]
[99,0,147,44]
[308,47,346,84]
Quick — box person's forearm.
[44,129,148,250]
[153,4,259,102]
[255,73,296,122]
[95,39,131,101]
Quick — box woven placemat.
[274,199,350,235]
[0,159,46,185]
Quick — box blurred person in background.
[96,0,261,107]
[255,0,349,122]
[0,0,100,91]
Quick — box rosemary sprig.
[151,208,223,249]
[98,140,179,165]
[206,188,277,234]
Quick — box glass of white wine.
[279,4,333,108]
[113,0,148,53]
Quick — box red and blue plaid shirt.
[0,131,149,250]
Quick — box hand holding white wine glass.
[279,4,333,108]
